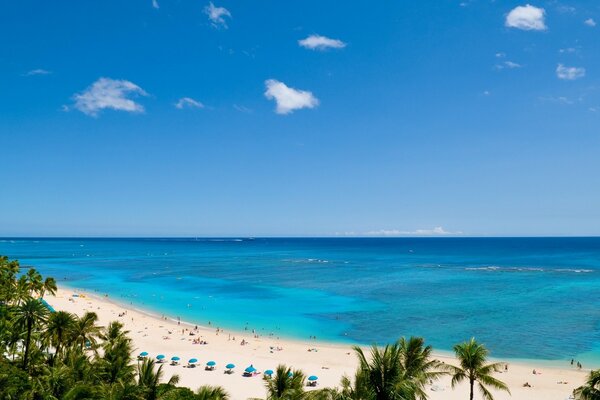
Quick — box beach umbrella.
[308,376,318,381]
[264,369,274,376]
[206,361,216,366]
[156,354,165,360]
[245,366,257,373]
[171,356,180,361]
[288,372,293,377]
[188,358,198,364]
[139,352,148,357]
[226,363,235,369]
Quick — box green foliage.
[575,369,600,400]
[0,254,510,400]
[449,338,510,400]
[0,255,230,400]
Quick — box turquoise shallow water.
[1,237,599,364]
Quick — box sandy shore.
[47,287,587,400]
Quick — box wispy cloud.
[584,18,596,27]
[264,79,319,115]
[175,97,204,109]
[559,47,578,54]
[204,2,231,29]
[363,227,462,237]
[495,61,522,70]
[233,104,253,113]
[556,64,585,80]
[152,0,159,9]
[505,5,547,31]
[24,69,51,76]
[538,96,576,105]
[73,77,148,117]
[298,35,346,51]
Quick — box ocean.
[1,237,599,364]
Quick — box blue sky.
[1,1,599,237]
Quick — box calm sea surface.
[1,237,599,364]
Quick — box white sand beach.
[49,287,587,400]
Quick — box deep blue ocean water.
[1,237,599,364]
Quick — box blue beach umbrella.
[206,361,216,366]
[288,372,293,377]
[156,354,165,360]
[139,352,148,357]
[171,356,180,361]
[264,369,274,376]
[308,376,318,381]
[188,358,198,364]
[226,363,235,369]
[245,366,257,373]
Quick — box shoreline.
[57,282,593,370]
[47,284,589,400]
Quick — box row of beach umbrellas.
[137,352,318,381]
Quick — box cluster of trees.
[2,255,599,400]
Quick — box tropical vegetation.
[1,255,516,400]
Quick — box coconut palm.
[99,322,135,384]
[25,268,44,297]
[137,358,179,400]
[449,338,509,400]
[336,372,372,400]
[353,342,408,400]
[574,369,600,400]
[13,297,49,369]
[71,311,101,350]
[41,276,58,298]
[46,310,76,363]
[265,364,306,400]
[397,336,448,399]
[196,385,230,400]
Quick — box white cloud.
[505,5,547,31]
[152,0,159,9]
[264,79,319,114]
[556,5,576,14]
[559,47,577,54]
[538,96,575,105]
[496,61,522,70]
[175,97,204,109]
[495,52,506,58]
[298,35,346,51]
[365,227,462,237]
[204,2,231,28]
[233,104,252,113]
[556,64,585,80]
[584,18,596,27]
[24,69,51,76]
[73,77,148,116]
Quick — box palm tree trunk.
[23,319,32,369]
[469,378,474,400]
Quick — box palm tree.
[336,372,372,400]
[397,337,448,399]
[13,297,49,369]
[41,277,58,298]
[353,343,405,400]
[71,311,101,350]
[265,364,307,400]
[574,369,600,400]
[46,310,76,362]
[137,358,179,400]
[99,322,135,384]
[449,338,510,400]
[25,268,44,297]
[196,385,230,400]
